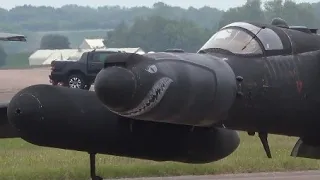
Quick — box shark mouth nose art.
[112,77,173,117]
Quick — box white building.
[28,47,145,65]
[106,47,145,55]
[79,39,106,49]
[28,49,92,65]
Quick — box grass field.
[2,52,32,69]
[0,132,319,180]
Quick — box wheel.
[67,74,86,89]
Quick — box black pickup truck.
[49,49,120,90]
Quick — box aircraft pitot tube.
[94,52,237,126]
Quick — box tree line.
[0,2,222,32]
[1,0,320,32]
[37,0,320,53]
[105,0,320,52]
[1,0,320,65]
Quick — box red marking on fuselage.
[296,80,303,93]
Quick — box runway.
[111,170,320,180]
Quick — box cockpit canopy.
[198,22,284,55]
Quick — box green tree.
[1,3,223,31]
[0,45,7,67]
[264,0,283,19]
[104,21,130,48]
[2,1,320,55]
[2,2,320,33]
[218,0,319,29]
[264,0,319,27]
[106,16,212,52]
[219,0,266,28]
[40,34,71,49]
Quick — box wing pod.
[94,52,237,126]
[7,84,239,163]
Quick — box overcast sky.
[1,0,320,10]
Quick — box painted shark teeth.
[110,77,173,117]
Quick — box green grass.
[0,132,319,180]
[2,52,33,69]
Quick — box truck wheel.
[67,74,86,89]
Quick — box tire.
[67,73,86,89]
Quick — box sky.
[1,0,320,10]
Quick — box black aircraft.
[2,18,320,180]
[0,32,26,42]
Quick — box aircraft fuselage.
[94,21,320,141]
[225,49,320,138]
[224,24,320,139]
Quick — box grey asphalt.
[108,170,320,180]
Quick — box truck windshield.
[92,52,116,62]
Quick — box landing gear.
[89,153,103,180]
[247,131,272,158]
[258,132,272,158]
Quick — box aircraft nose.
[7,92,43,133]
[94,66,136,111]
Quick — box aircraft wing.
[0,32,26,42]
[0,102,19,138]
